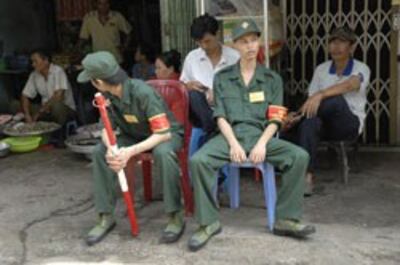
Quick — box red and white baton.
[94,92,139,236]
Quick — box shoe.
[188,221,222,252]
[85,213,116,246]
[273,219,316,238]
[160,210,185,244]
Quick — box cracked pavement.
[0,149,399,265]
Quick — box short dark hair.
[190,13,219,40]
[31,49,52,62]
[156,49,181,73]
[329,26,357,44]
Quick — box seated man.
[188,19,315,252]
[284,27,370,195]
[77,51,185,246]
[180,13,239,139]
[20,50,76,125]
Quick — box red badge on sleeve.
[149,113,170,133]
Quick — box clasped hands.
[230,142,266,165]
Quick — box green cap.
[232,19,261,42]
[77,51,120,83]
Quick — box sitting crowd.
[8,10,370,252]
[75,13,370,252]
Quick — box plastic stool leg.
[228,164,240,209]
[142,160,152,202]
[262,163,277,231]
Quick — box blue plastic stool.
[219,162,277,231]
[189,127,207,157]
[189,128,276,230]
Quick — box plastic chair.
[189,127,206,157]
[189,129,276,230]
[324,138,360,184]
[219,162,277,231]
[125,80,194,215]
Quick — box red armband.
[267,105,288,123]
[149,113,170,133]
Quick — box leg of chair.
[254,168,261,182]
[125,158,137,202]
[261,163,277,231]
[179,153,194,215]
[339,142,350,184]
[351,141,360,173]
[227,164,240,209]
[142,159,152,202]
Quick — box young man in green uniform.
[188,20,316,251]
[77,51,185,246]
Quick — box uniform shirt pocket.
[222,94,243,121]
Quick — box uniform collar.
[229,62,270,82]
[329,58,354,76]
[121,79,132,105]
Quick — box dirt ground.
[0,148,399,265]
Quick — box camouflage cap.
[77,51,120,83]
[329,26,357,44]
[232,19,261,42]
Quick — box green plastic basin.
[1,136,42,153]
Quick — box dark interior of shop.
[0,0,162,124]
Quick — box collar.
[121,79,132,105]
[329,58,354,76]
[95,10,115,19]
[36,63,55,78]
[228,62,269,82]
[199,44,228,65]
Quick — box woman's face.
[155,58,174,79]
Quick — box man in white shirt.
[284,27,370,195]
[21,50,76,126]
[180,13,239,138]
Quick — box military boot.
[85,213,116,246]
[273,219,315,238]
[160,210,185,244]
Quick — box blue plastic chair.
[189,127,277,230]
[189,127,207,157]
[223,162,277,231]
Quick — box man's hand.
[300,92,323,118]
[39,105,50,114]
[249,142,266,164]
[230,142,247,163]
[205,89,214,105]
[106,147,134,173]
[282,111,303,131]
[185,81,207,92]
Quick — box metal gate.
[160,0,197,58]
[285,0,392,144]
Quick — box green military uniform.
[78,51,187,246]
[190,62,309,226]
[77,51,184,218]
[92,78,184,215]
